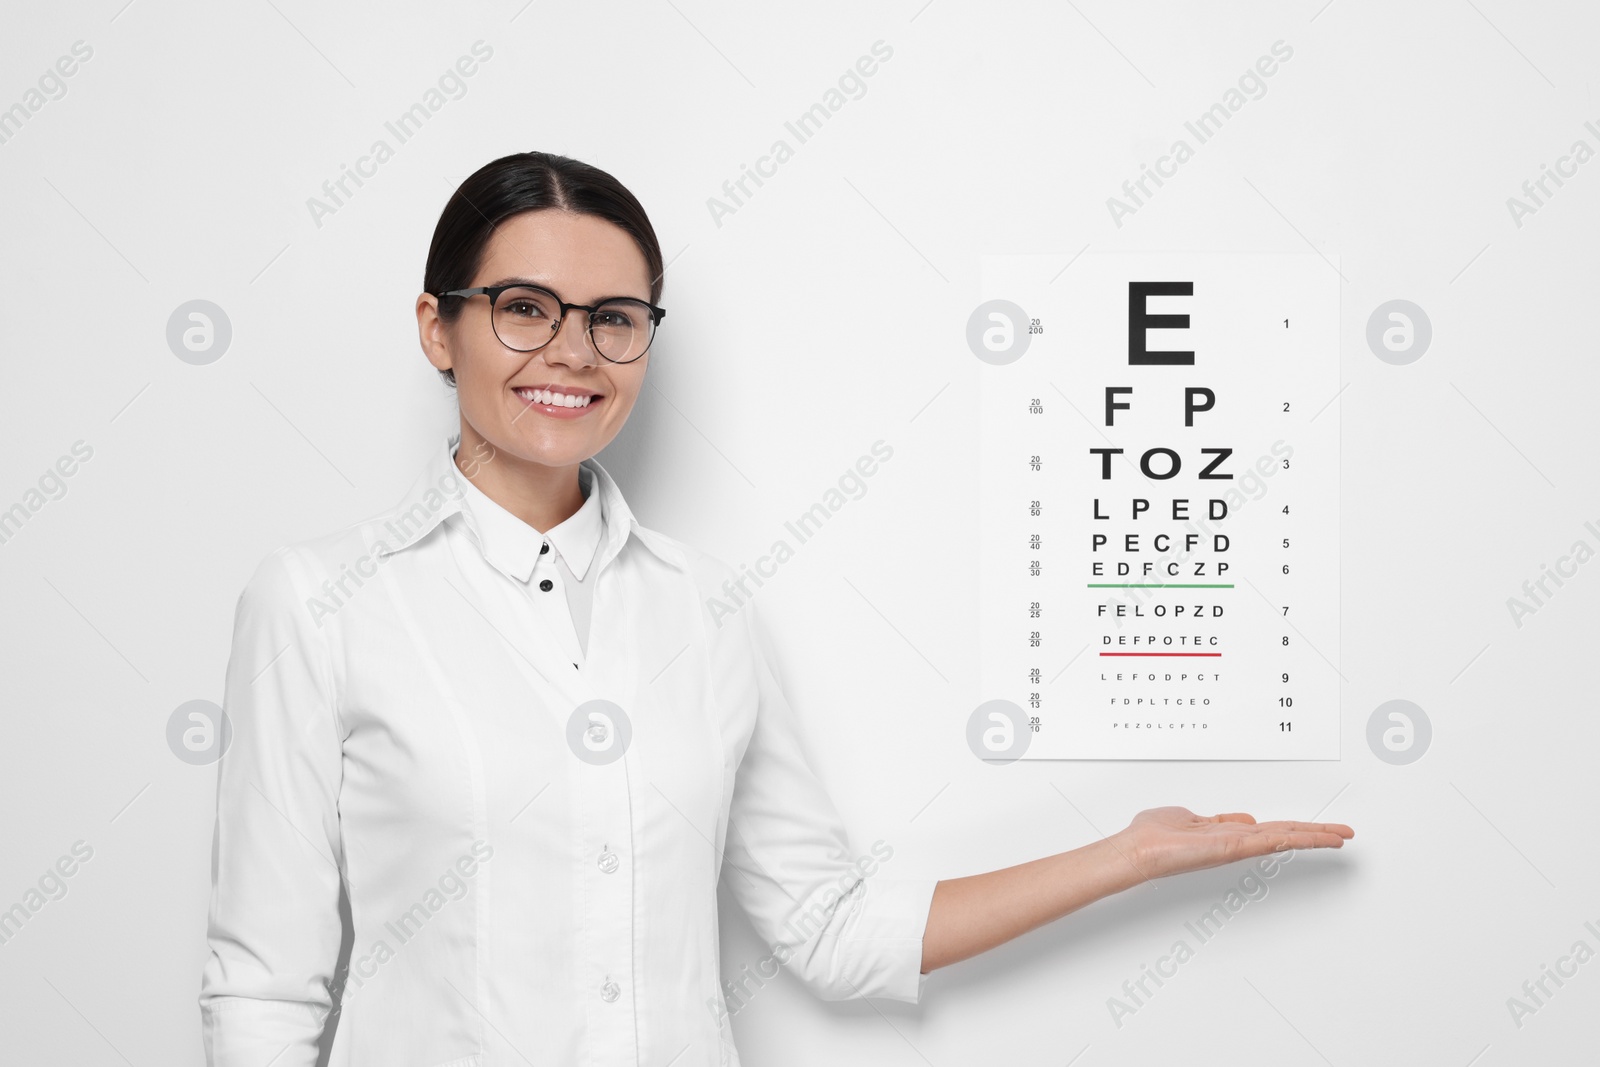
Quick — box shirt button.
[539,578,554,592]
[586,722,609,745]
[597,849,619,874]
[540,542,550,554]
[600,979,620,1003]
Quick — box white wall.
[1,1,1595,1063]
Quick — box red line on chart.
[1098,653,1221,657]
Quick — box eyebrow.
[482,276,651,303]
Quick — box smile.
[512,385,602,419]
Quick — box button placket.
[561,561,636,1055]
[576,734,635,1056]
[527,552,583,671]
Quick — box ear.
[416,293,453,376]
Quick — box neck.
[454,420,586,534]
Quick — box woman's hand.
[920,806,1354,973]
[1114,806,1355,882]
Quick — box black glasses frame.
[437,283,666,363]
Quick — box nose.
[544,306,599,368]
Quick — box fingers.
[1262,830,1348,852]
[1214,824,1352,858]
[1253,820,1355,839]
[1208,814,1354,838]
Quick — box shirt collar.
[455,459,606,582]
[373,431,686,579]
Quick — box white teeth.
[517,388,592,408]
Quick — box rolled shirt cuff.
[850,875,939,1004]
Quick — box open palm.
[1120,806,1354,881]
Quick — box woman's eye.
[506,301,545,317]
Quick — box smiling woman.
[198,149,1353,1067]
[412,155,666,531]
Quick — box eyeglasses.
[437,283,665,364]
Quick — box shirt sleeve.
[719,597,938,1004]
[199,547,347,1066]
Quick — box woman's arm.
[201,547,347,1066]
[920,807,1354,972]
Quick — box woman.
[199,150,1353,1067]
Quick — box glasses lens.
[590,300,655,363]
[492,287,562,351]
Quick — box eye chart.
[975,253,1340,760]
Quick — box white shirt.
[200,430,937,1067]
[454,456,604,664]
